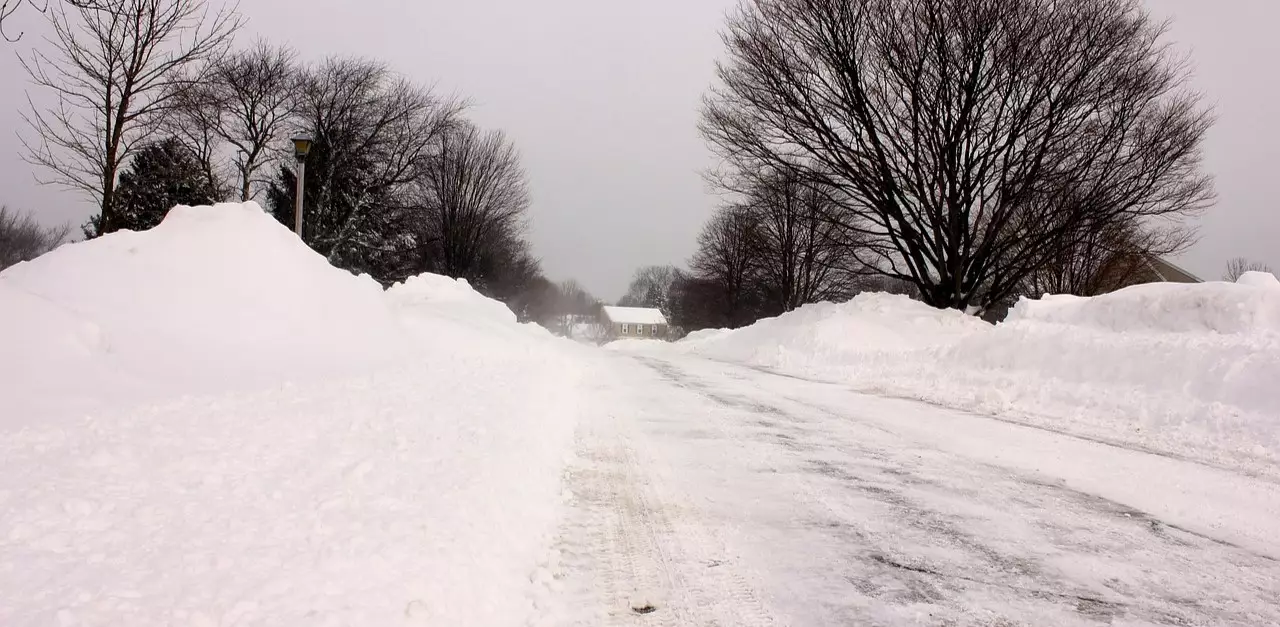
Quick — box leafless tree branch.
[701,0,1214,312]
[0,205,71,269]
[20,0,242,233]
[1223,257,1274,282]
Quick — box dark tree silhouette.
[702,0,1214,313]
[412,123,531,289]
[265,57,464,283]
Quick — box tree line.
[679,0,1217,327]
[11,0,544,308]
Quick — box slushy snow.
[637,280,1280,477]
[0,203,583,626]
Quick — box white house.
[600,306,670,341]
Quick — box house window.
[651,325,658,337]
[637,324,645,336]
[621,323,629,335]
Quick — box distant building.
[601,306,670,341]
[1135,256,1202,284]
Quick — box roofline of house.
[1145,255,1202,283]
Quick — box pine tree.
[264,136,409,283]
[84,138,219,237]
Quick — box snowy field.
[621,277,1280,479]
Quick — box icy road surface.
[546,351,1280,626]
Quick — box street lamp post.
[291,135,314,238]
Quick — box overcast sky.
[1,0,1276,300]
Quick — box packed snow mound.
[660,292,988,362]
[0,202,541,420]
[0,203,587,625]
[386,273,550,340]
[1007,280,1280,335]
[673,285,1280,476]
[681,327,732,345]
[729,292,986,350]
[388,273,516,325]
[1237,270,1280,289]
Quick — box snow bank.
[673,282,1280,476]
[672,293,987,361]
[0,203,408,419]
[0,203,584,626]
[387,272,550,342]
[1006,279,1280,335]
[1237,269,1280,289]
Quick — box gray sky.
[1,0,1276,301]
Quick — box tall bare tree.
[162,42,298,202]
[0,206,70,270]
[689,206,763,326]
[1223,257,1275,282]
[288,57,464,261]
[618,265,678,311]
[741,171,866,313]
[161,69,231,201]
[702,0,1214,313]
[20,0,241,235]
[174,41,298,201]
[413,123,532,286]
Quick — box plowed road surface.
[548,351,1280,626]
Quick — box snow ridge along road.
[543,349,1280,626]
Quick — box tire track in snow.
[543,369,779,627]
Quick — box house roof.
[1144,256,1202,284]
[601,306,667,325]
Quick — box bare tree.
[688,206,763,327]
[199,41,299,201]
[1223,257,1274,282]
[163,42,298,202]
[741,170,867,313]
[0,205,71,270]
[702,0,1214,313]
[618,265,678,311]
[413,123,531,286]
[161,71,232,201]
[289,57,464,263]
[0,0,110,41]
[1023,218,1195,296]
[20,0,242,234]
[558,279,600,316]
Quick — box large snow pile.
[0,203,408,419]
[669,281,1280,476]
[675,293,988,360]
[387,272,550,342]
[0,203,583,625]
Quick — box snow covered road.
[9,205,1279,625]
[548,350,1280,626]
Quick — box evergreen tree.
[84,138,218,237]
[264,136,409,283]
